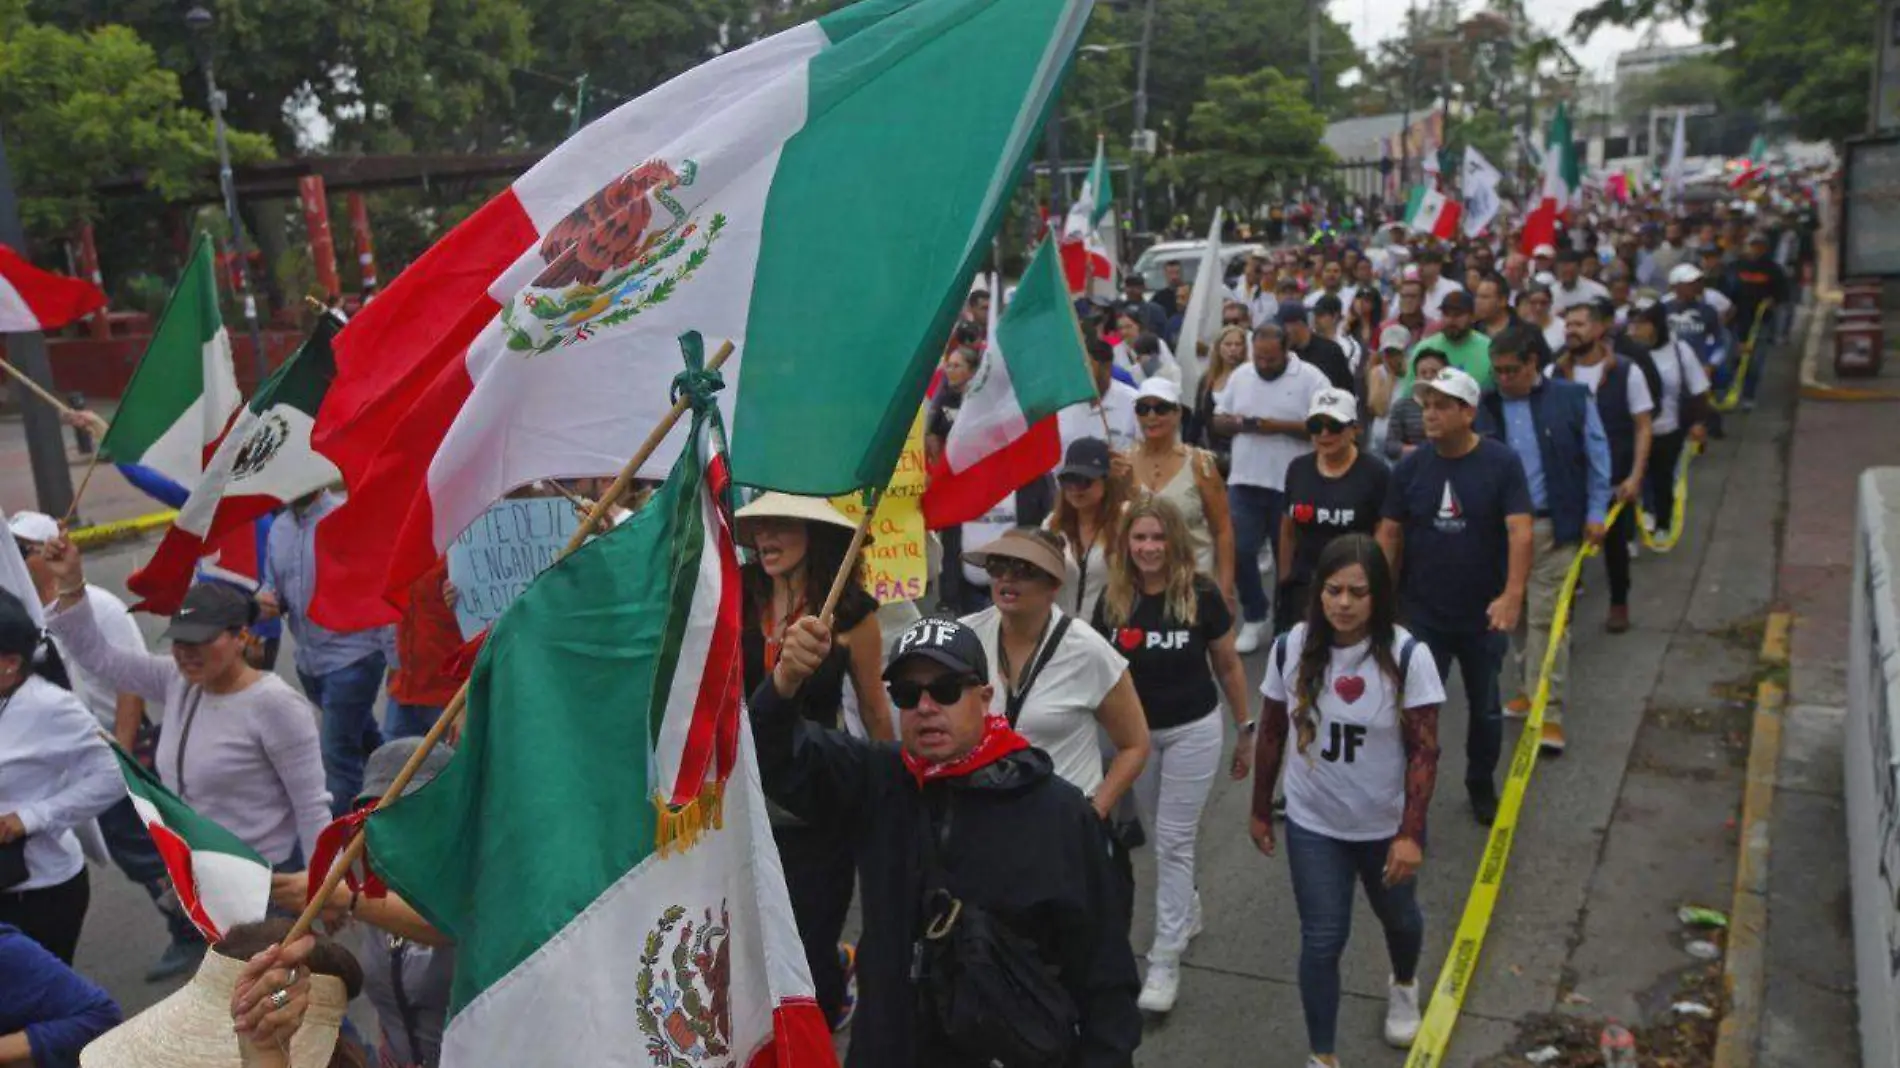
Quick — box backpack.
[913,802,1080,1068]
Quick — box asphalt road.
[61,338,1793,1064]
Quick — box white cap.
[1378,324,1414,352]
[8,511,59,544]
[1135,377,1181,406]
[1668,263,1702,286]
[1307,387,1358,425]
[1533,271,1558,288]
[1532,243,1557,258]
[1414,366,1482,408]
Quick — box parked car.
[1130,241,1270,296]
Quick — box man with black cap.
[1120,275,1168,338]
[1411,290,1495,391]
[1727,232,1790,407]
[753,613,1140,1068]
[1280,302,1353,393]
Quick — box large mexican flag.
[308,0,1092,629]
[127,315,343,613]
[99,234,241,486]
[365,390,831,1066]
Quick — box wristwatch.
[1238,719,1258,734]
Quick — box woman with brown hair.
[1129,378,1236,605]
[1250,534,1444,1063]
[1191,325,1250,462]
[1093,498,1250,1014]
[1045,438,1134,627]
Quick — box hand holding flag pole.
[284,336,735,945]
[0,355,111,524]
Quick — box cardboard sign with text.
[446,497,581,638]
[830,410,928,605]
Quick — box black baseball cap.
[1439,290,1473,313]
[1060,437,1112,480]
[884,617,989,683]
[162,583,255,644]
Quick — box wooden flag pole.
[819,485,884,627]
[0,355,76,418]
[283,338,735,944]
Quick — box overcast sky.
[1334,0,1702,81]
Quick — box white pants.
[1132,710,1224,963]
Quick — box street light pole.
[1131,0,1156,238]
[0,124,75,517]
[187,6,268,387]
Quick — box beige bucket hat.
[81,949,349,1068]
[733,492,859,546]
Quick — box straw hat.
[961,528,1066,585]
[81,950,348,1068]
[733,492,858,545]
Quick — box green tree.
[1616,54,1731,124]
[1142,0,1358,142]
[1155,67,1330,208]
[0,2,272,238]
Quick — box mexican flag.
[114,745,271,943]
[128,316,343,614]
[307,0,1090,630]
[922,239,1095,529]
[1060,134,1116,295]
[0,245,105,334]
[1404,185,1462,240]
[1518,104,1579,257]
[99,234,242,486]
[365,392,833,1067]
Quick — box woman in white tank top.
[1127,378,1236,607]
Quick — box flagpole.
[283,338,736,945]
[820,485,883,627]
[0,355,76,418]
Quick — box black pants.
[1602,504,1635,607]
[774,823,855,1020]
[0,867,90,965]
[1645,430,1688,532]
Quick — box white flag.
[1664,111,1687,205]
[1173,207,1225,404]
[1461,147,1502,238]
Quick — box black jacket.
[750,680,1140,1068]
[1296,334,1355,392]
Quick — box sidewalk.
[1754,300,1884,1066]
[0,400,167,526]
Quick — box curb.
[1713,610,1791,1068]
[1797,299,1900,402]
[68,511,176,549]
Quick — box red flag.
[0,245,105,332]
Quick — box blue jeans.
[97,796,200,946]
[1285,819,1424,1056]
[300,654,388,816]
[385,703,443,741]
[1408,622,1506,792]
[1228,484,1285,624]
[1741,323,1769,403]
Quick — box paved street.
[27,316,1845,1063]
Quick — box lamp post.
[0,125,74,516]
[1078,37,1153,237]
[185,5,268,386]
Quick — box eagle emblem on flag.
[637,901,736,1067]
[502,157,726,356]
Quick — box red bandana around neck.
[901,715,1031,788]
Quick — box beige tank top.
[1140,447,1217,577]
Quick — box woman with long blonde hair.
[1191,324,1250,465]
[1249,534,1445,1063]
[1092,497,1251,1014]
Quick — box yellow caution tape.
[1403,499,1628,1068]
[69,510,177,548]
[1637,440,1702,554]
[1711,303,1772,414]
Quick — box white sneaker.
[1235,620,1265,655]
[1186,892,1205,942]
[1138,960,1180,1013]
[1305,1057,1341,1068]
[1384,977,1422,1047]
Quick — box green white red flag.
[1060,134,1116,294]
[1404,185,1462,240]
[1519,103,1579,256]
[365,374,834,1066]
[113,745,271,943]
[0,245,105,334]
[306,0,1090,630]
[922,240,1096,528]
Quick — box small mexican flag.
[366,369,833,1066]
[922,239,1096,529]
[128,315,344,614]
[113,745,271,943]
[1404,185,1462,240]
[99,234,242,487]
[0,245,105,334]
[1060,134,1116,295]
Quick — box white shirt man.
[1058,378,1139,454]
[1213,349,1329,493]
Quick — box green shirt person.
[1401,289,1494,394]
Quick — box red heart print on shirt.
[1334,675,1367,703]
[1116,628,1144,652]
[1291,502,1316,524]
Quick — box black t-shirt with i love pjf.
[1282,451,1391,585]
[1091,576,1234,731]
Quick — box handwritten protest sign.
[446,496,582,638]
[831,410,928,604]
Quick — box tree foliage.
[1155,67,1331,208]
[1616,54,1731,124]
[0,1,272,236]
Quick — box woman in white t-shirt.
[1250,534,1444,1066]
[1626,301,1711,539]
[959,527,1148,831]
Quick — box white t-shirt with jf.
[1261,623,1444,841]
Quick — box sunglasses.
[887,675,980,710]
[1134,401,1178,416]
[1306,418,1350,435]
[984,557,1044,581]
[1057,473,1099,491]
